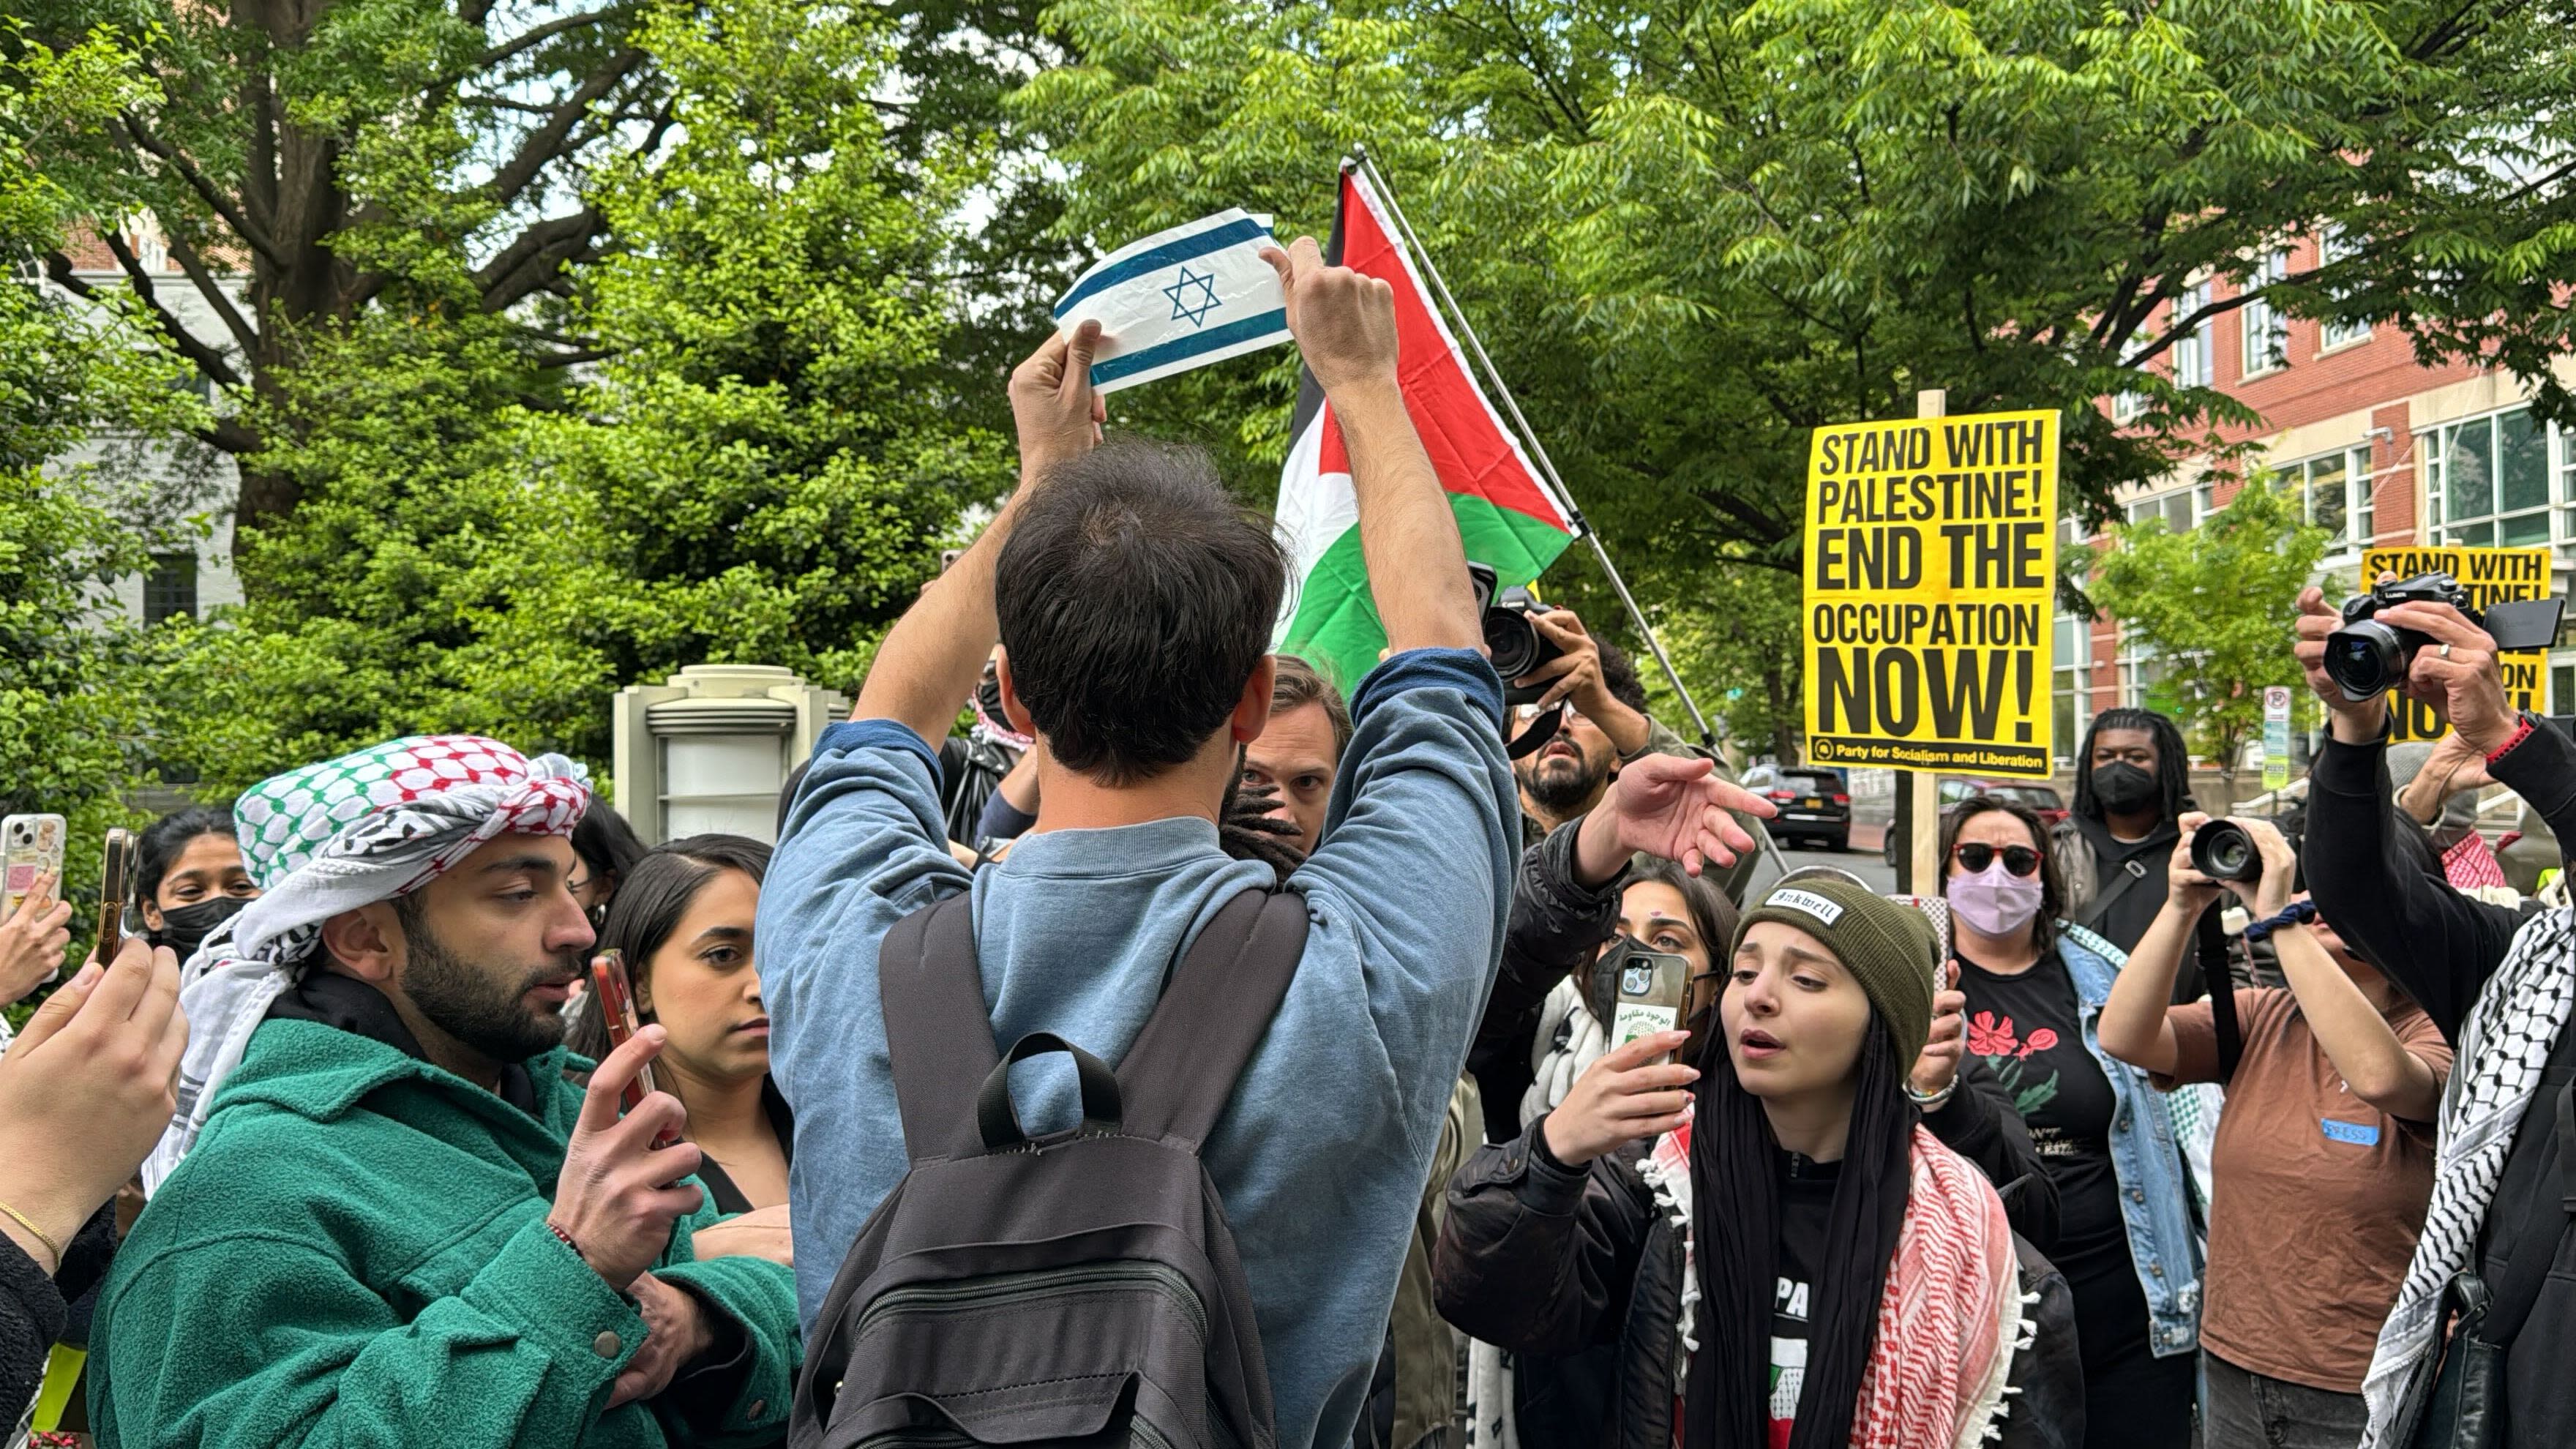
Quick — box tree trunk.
[1764,664,1797,763]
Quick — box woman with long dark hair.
[1941,795,2201,1449]
[135,807,260,965]
[568,833,787,1214]
[1437,875,2081,1449]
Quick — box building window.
[2241,251,2290,377]
[2171,280,2213,389]
[2053,612,2091,764]
[2288,446,2373,555]
[2112,391,2148,424]
[2422,406,2558,547]
[2315,227,2371,351]
[2126,487,2199,533]
[143,553,198,626]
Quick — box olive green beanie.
[1729,875,1941,1068]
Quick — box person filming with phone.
[2292,576,2576,1449]
[91,736,800,1447]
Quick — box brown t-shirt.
[2159,985,2452,1392]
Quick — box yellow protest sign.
[1802,409,2057,778]
[2359,545,2553,741]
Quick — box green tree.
[0,26,214,989]
[2088,479,2331,795]
[151,0,1010,795]
[1016,0,2576,748]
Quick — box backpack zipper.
[855,1260,1211,1347]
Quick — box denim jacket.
[2055,921,2205,1359]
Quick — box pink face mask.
[1949,861,2045,937]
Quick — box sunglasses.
[1952,842,2043,877]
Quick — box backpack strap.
[1117,886,1312,1147]
[877,892,1004,1163]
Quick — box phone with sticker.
[3,814,67,924]
[1611,948,1693,1061]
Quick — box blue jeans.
[2202,1351,2367,1449]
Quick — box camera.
[2324,572,2564,701]
[2189,820,2262,883]
[1467,561,1563,703]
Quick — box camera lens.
[1483,608,1545,681]
[2189,820,2262,884]
[1622,965,1652,995]
[2322,620,2405,702]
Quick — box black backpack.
[790,886,1311,1449]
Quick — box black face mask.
[2089,761,2159,816]
[976,669,1009,733]
[151,894,250,962]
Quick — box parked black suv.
[1741,765,1851,851]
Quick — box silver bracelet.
[1904,1076,1959,1111]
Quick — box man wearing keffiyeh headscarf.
[96,735,801,1448]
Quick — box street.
[1772,827,1899,894]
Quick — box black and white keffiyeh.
[2362,904,2576,1446]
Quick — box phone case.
[588,951,661,1109]
[3,815,67,924]
[95,828,138,964]
[1611,949,1693,1050]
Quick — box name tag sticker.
[2321,1118,2381,1147]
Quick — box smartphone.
[940,547,965,572]
[588,951,659,1107]
[2,815,67,924]
[96,828,138,964]
[1610,948,1694,1059]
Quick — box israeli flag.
[1052,208,1295,394]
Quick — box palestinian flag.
[1273,167,1576,689]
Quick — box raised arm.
[853,323,1104,744]
[2097,817,2224,1076]
[1263,237,1480,655]
[2294,588,2528,1038]
[2276,919,2446,1121]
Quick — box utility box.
[611,664,846,845]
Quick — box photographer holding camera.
[2292,577,2576,1448]
[2098,814,2448,1448]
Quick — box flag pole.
[1344,147,1718,749]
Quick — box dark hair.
[2073,707,2193,822]
[1626,855,1740,967]
[1270,654,1352,760]
[1938,795,2066,951]
[994,438,1287,785]
[564,834,771,1060]
[571,806,648,899]
[1595,636,1649,715]
[138,807,238,907]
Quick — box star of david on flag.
[1052,208,1295,393]
[1164,266,1221,327]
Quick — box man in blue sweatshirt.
[760,240,1527,1449]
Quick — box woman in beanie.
[1435,873,2083,1449]
[1939,795,2203,1449]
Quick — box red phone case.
[588,951,659,1113]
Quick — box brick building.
[2063,232,2576,763]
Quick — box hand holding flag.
[1260,236,1400,395]
[1008,318,1104,484]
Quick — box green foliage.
[0,26,214,981]
[151,0,1011,796]
[2089,480,2332,785]
[1016,0,2576,755]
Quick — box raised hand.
[2380,599,2517,754]
[1260,236,1399,395]
[1540,1031,1699,1167]
[0,935,187,1271]
[0,871,72,1003]
[1596,754,1775,877]
[550,1025,705,1292]
[1008,319,1105,484]
[1909,962,1966,1100]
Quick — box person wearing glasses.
[1940,795,2204,1449]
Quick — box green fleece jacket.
[89,1018,799,1448]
